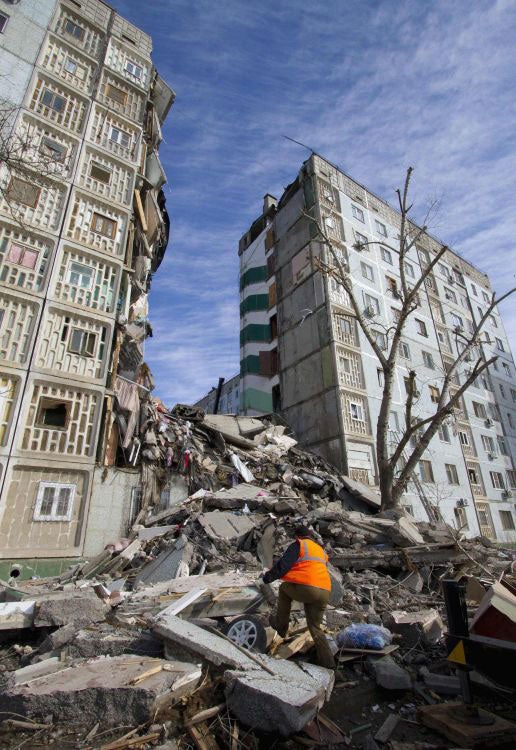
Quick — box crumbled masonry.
[0,406,515,747]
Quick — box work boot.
[268,613,288,638]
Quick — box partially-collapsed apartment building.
[0,0,174,577]
[238,155,516,543]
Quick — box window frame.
[445,463,460,485]
[63,18,85,40]
[5,176,41,208]
[375,219,387,237]
[500,510,515,531]
[89,161,112,184]
[0,11,9,33]
[124,59,143,79]
[7,242,38,269]
[360,261,374,281]
[490,471,505,490]
[419,459,435,483]
[91,212,117,239]
[351,204,365,223]
[39,136,67,163]
[422,351,435,369]
[68,328,97,357]
[41,88,67,113]
[35,398,71,430]
[109,126,131,149]
[105,83,128,106]
[349,401,365,422]
[67,260,94,289]
[34,481,75,522]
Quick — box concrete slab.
[418,702,516,748]
[33,590,109,628]
[134,534,193,587]
[225,658,334,735]
[198,511,256,544]
[385,609,444,647]
[369,656,411,691]
[2,655,201,727]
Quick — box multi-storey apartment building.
[238,154,516,543]
[0,0,174,577]
[194,374,241,415]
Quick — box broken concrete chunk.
[385,609,444,647]
[2,655,201,727]
[198,511,256,545]
[33,591,109,628]
[134,534,193,587]
[369,656,411,691]
[225,659,334,735]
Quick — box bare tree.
[306,167,515,511]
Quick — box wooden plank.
[188,721,221,750]
[374,713,400,743]
[101,732,160,750]
[133,189,147,232]
[128,664,163,685]
[276,630,313,659]
[338,644,399,656]
[185,703,225,727]
[160,588,208,617]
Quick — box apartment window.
[484,331,491,344]
[428,385,439,404]
[502,362,511,376]
[482,291,490,303]
[109,126,131,149]
[500,511,515,531]
[36,399,71,429]
[40,137,66,163]
[438,423,451,442]
[125,60,143,79]
[386,276,398,295]
[0,11,9,33]
[509,413,514,429]
[415,318,428,337]
[511,389,516,403]
[490,471,505,490]
[381,246,392,264]
[338,317,352,337]
[472,401,487,418]
[495,337,505,352]
[459,294,468,309]
[64,18,85,39]
[63,57,86,79]
[451,313,463,329]
[454,507,469,530]
[34,482,75,522]
[105,83,128,105]
[361,262,374,281]
[7,243,38,269]
[489,314,497,327]
[374,331,388,350]
[468,467,479,485]
[375,219,387,237]
[377,368,384,387]
[422,351,435,369]
[459,431,470,447]
[405,262,415,278]
[481,435,495,453]
[349,402,364,421]
[453,269,464,285]
[363,293,380,316]
[438,263,448,278]
[41,89,66,113]
[488,403,500,421]
[90,162,112,184]
[498,436,508,456]
[91,212,117,238]
[419,460,435,483]
[418,247,430,264]
[67,261,93,288]
[499,384,506,399]
[6,177,40,207]
[355,231,368,247]
[391,307,401,323]
[352,204,364,222]
[444,287,457,303]
[339,355,351,374]
[400,341,411,360]
[445,463,460,485]
[507,470,516,489]
[68,328,96,357]
[389,411,400,432]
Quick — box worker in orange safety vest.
[262,525,335,669]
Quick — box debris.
[134,534,193,587]
[336,624,392,650]
[470,580,516,641]
[374,713,400,743]
[418,702,516,748]
[369,656,412,691]
[385,609,444,647]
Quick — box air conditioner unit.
[456,498,469,508]
[502,490,513,499]
[485,418,494,427]
[363,306,375,318]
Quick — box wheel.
[222,615,268,652]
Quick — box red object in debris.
[470,581,516,643]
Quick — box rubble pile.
[1,407,515,749]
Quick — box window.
[361,262,374,281]
[415,319,428,337]
[7,243,38,269]
[90,162,112,184]
[422,351,435,369]
[405,262,415,278]
[105,83,128,105]
[386,276,398,295]
[41,89,66,113]
[68,328,96,357]
[482,291,490,303]
[64,18,85,39]
[381,247,392,264]
[507,470,516,489]
[339,355,351,374]
[489,314,497,327]
[472,401,487,419]
[125,60,143,79]
[498,436,508,456]
[438,263,449,278]
[355,231,368,247]
[352,204,364,222]
[34,482,75,522]
[363,293,380,316]
[429,385,440,403]
[419,460,435,483]
[349,402,364,421]
[63,57,85,79]
[490,471,505,490]
[444,287,457,303]
[40,137,66,162]
[377,368,384,387]
[418,247,430,265]
[36,399,70,429]
[459,431,470,447]
[389,411,400,432]
[438,423,451,442]
[511,389,516,403]
[509,412,514,429]
[0,12,9,33]
[67,261,93,288]
[445,463,459,485]
[374,331,388,350]
[338,317,352,337]
[495,337,505,352]
[109,126,131,149]
[391,307,401,323]
[499,384,506,399]
[400,341,411,359]
[502,362,511,376]
[375,219,387,237]
[500,511,515,531]
[468,467,479,485]
[481,435,495,453]
[91,212,117,238]
[5,177,40,207]
[454,507,469,531]
[451,313,463,329]
[471,284,477,296]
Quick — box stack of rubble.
[0,406,515,749]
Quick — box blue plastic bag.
[336,623,392,650]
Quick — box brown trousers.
[274,581,335,669]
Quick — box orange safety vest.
[282,538,331,591]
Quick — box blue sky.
[115,0,516,406]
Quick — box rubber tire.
[222,615,268,653]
